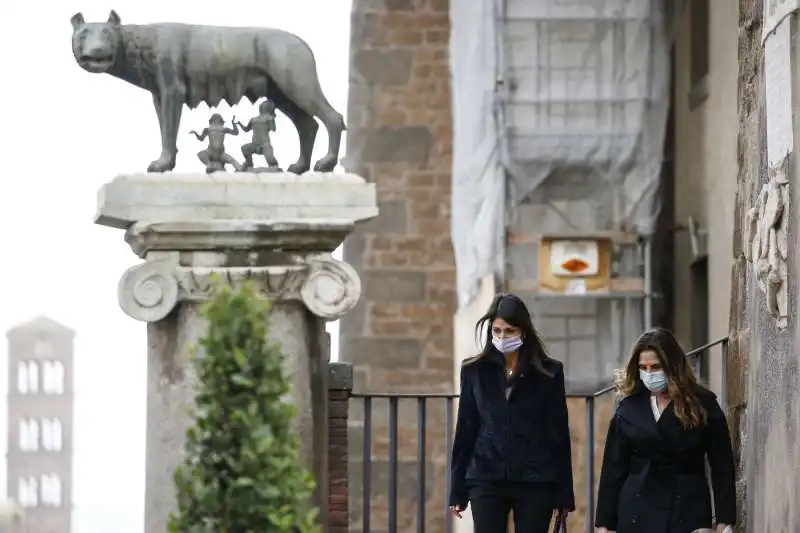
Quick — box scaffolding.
[500,0,672,345]
[450,0,674,311]
[449,0,677,392]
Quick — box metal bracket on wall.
[673,216,708,260]
[687,217,708,259]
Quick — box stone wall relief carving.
[744,165,790,328]
[117,254,361,323]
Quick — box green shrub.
[168,281,319,533]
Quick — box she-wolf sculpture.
[70,10,345,174]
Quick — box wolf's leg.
[148,91,183,173]
[311,100,345,172]
[276,97,318,175]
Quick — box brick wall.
[328,362,353,533]
[342,0,455,532]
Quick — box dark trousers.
[469,482,556,533]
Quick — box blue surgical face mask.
[492,336,523,354]
[639,369,668,393]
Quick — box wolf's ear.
[70,12,85,31]
[107,10,121,27]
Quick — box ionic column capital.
[118,259,181,323]
[300,256,361,320]
[116,254,361,323]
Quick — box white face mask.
[639,369,668,392]
[492,336,523,354]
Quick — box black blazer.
[449,351,575,511]
[595,385,736,533]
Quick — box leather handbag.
[551,510,567,533]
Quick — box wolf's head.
[71,10,123,74]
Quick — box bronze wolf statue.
[71,10,345,174]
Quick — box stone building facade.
[668,0,800,530]
[728,1,800,531]
[341,0,456,531]
[671,0,739,394]
[5,317,74,533]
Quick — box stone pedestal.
[94,172,377,533]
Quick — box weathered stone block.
[534,316,568,340]
[362,201,409,234]
[726,328,750,409]
[348,338,423,368]
[568,317,599,338]
[353,126,434,164]
[354,50,414,85]
[330,362,355,392]
[363,270,427,301]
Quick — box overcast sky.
[0,2,350,532]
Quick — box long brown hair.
[466,293,553,378]
[615,327,707,429]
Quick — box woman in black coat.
[449,293,574,533]
[595,328,736,533]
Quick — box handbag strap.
[552,510,567,533]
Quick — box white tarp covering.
[449,0,506,309]
[449,0,673,308]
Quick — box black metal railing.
[349,393,459,533]
[349,336,728,533]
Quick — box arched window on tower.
[42,419,63,452]
[17,361,39,394]
[43,361,65,395]
[18,477,38,507]
[19,419,39,452]
[28,361,39,393]
[17,362,28,394]
[41,475,62,507]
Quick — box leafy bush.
[168,281,319,533]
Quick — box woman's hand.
[450,505,465,519]
[595,528,609,533]
[717,524,732,533]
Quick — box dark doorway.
[689,256,709,383]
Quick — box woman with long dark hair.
[449,293,574,533]
[595,327,736,533]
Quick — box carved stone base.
[95,171,378,230]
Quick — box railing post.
[721,337,729,412]
[586,396,596,533]
[363,396,372,533]
[388,397,399,533]
[445,397,454,533]
[417,398,427,533]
